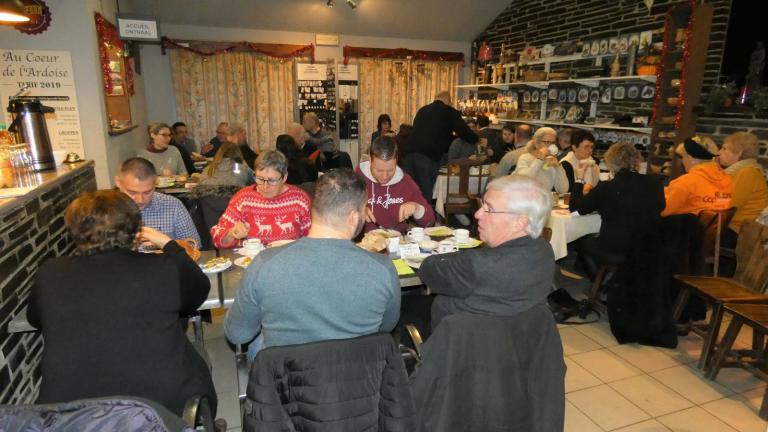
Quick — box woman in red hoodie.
[356,137,436,233]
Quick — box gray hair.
[227,122,246,136]
[370,136,398,161]
[254,150,288,177]
[485,175,552,238]
[604,142,642,173]
[288,122,309,141]
[312,169,367,225]
[525,126,557,153]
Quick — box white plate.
[200,258,232,274]
[424,226,454,237]
[403,253,432,269]
[234,256,253,269]
[449,236,483,248]
[233,248,259,257]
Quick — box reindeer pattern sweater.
[212,185,311,248]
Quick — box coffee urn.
[7,98,56,171]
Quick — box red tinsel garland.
[160,37,315,62]
[650,12,672,128]
[675,4,696,129]
[342,46,464,65]
[94,13,134,96]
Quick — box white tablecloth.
[433,174,490,218]
[547,210,602,260]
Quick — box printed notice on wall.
[0,49,84,156]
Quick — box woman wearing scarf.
[138,123,188,176]
[560,129,600,193]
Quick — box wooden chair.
[705,303,768,419]
[673,220,768,371]
[443,158,489,225]
[699,208,737,277]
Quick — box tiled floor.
[199,316,768,432]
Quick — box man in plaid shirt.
[116,158,201,246]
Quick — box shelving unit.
[496,117,652,134]
[457,75,656,90]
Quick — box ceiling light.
[346,0,357,9]
[326,0,334,7]
[0,0,30,23]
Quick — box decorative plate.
[578,88,589,103]
[619,36,629,54]
[613,86,626,100]
[568,89,577,103]
[541,90,548,101]
[609,37,619,54]
[599,39,609,55]
[628,33,640,48]
[627,86,640,99]
[640,136,651,146]
[590,41,600,56]
[590,89,600,103]
[523,91,531,103]
[582,42,591,57]
[601,87,612,103]
[641,85,655,99]
[558,90,567,102]
[531,91,540,102]
[549,88,558,100]
[565,106,584,122]
[511,92,519,102]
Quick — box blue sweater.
[225,237,400,357]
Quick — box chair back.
[698,208,737,276]
[541,226,553,242]
[444,159,490,220]
[733,220,768,293]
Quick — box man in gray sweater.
[224,169,400,359]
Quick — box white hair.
[526,127,558,152]
[486,175,552,238]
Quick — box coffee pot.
[7,97,56,171]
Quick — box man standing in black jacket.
[403,91,484,201]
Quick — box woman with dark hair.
[560,129,600,193]
[28,190,217,417]
[138,122,188,176]
[275,134,318,185]
[371,113,394,144]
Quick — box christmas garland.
[342,46,464,65]
[94,13,135,96]
[160,37,315,61]
[675,2,696,129]
[650,12,672,128]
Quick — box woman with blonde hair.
[137,122,188,176]
[513,127,569,193]
[198,140,255,186]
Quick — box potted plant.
[702,82,737,115]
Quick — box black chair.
[188,185,238,250]
[317,150,353,171]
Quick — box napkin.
[392,259,416,276]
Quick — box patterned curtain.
[358,58,459,149]
[169,49,295,151]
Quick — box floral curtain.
[358,58,459,148]
[168,49,295,151]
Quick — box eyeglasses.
[480,199,517,215]
[540,139,556,145]
[157,133,172,137]
[255,175,284,186]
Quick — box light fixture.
[346,0,357,9]
[326,0,334,7]
[0,0,30,23]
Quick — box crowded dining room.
[2,0,768,430]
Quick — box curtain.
[358,58,459,149]
[169,49,295,151]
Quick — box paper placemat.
[392,259,416,276]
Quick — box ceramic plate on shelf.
[641,85,655,99]
[549,88,558,100]
[609,37,619,54]
[590,40,600,56]
[531,91,539,102]
[627,86,640,99]
[601,87,612,103]
[523,91,531,103]
[629,33,640,48]
[590,89,600,103]
[582,42,591,57]
[640,136,651,146]
[599,39,609,55]
[568,89,577,103]
[511,92,518,102]
[613,86,626,100]
[540,90,548,101]
[619,36,629,53]
[578,88,589,103]
[558,90,567,102]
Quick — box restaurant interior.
[1,0,768,431]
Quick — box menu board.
[297,63,336,131]
[0,49,84,156]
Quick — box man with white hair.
[419,175,555,329]
[287,122,320,162]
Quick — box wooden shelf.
[457,75,657,90]
[496,117,652,134]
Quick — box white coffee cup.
[243,238,263,254]
[437,239,459,254]
[454,229,470,244]
[407,227,425,243]
[387,236,400,254]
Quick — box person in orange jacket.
[661,136,733,217]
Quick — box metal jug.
[7,98,56,171]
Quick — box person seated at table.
[137,123,188,176]
[371,113,395,144]
[492,124,532,178]
[28,190,217,417]
[476,115,502,163]
[419,175,555,329]
[197,141,254,187]
[447,118,491,162]
[201,121,229,158]
[394,123,412,166]
[717,131,768,249]
[211,150,311,248]
[171,121,198,154]
[570,142,665,279]
[226,123,258,169]
[555,127,575,160]
[303,111,335,154]
[662,136,733,217]
[513,127,569,193]
[357,136,435,234]
[224,169,400,359]
[116,157,201,245]
[560,129,600,193]
[287,122,320,163]
[169,124,197,175]
[275,134,318,185]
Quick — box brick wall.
[0,165,96,404]
[473,0,732,122]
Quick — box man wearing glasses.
[211,151,311,248]
[201,121,230,157]
[418,175,556,329]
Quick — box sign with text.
[337,64,358,81]
[297,63,327,81]
[0,49,84,156]
[315,33,339,46]
[117,17,159,41]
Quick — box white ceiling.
[119,0,511,42]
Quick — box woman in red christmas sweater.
[356,137,435,234]
[212,150,311,248]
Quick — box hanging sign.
[117,15,160,41]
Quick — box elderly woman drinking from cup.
[138,122,188,176]
[28,189,216,417]
[211,150,312,248]
[513,127,569,193]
